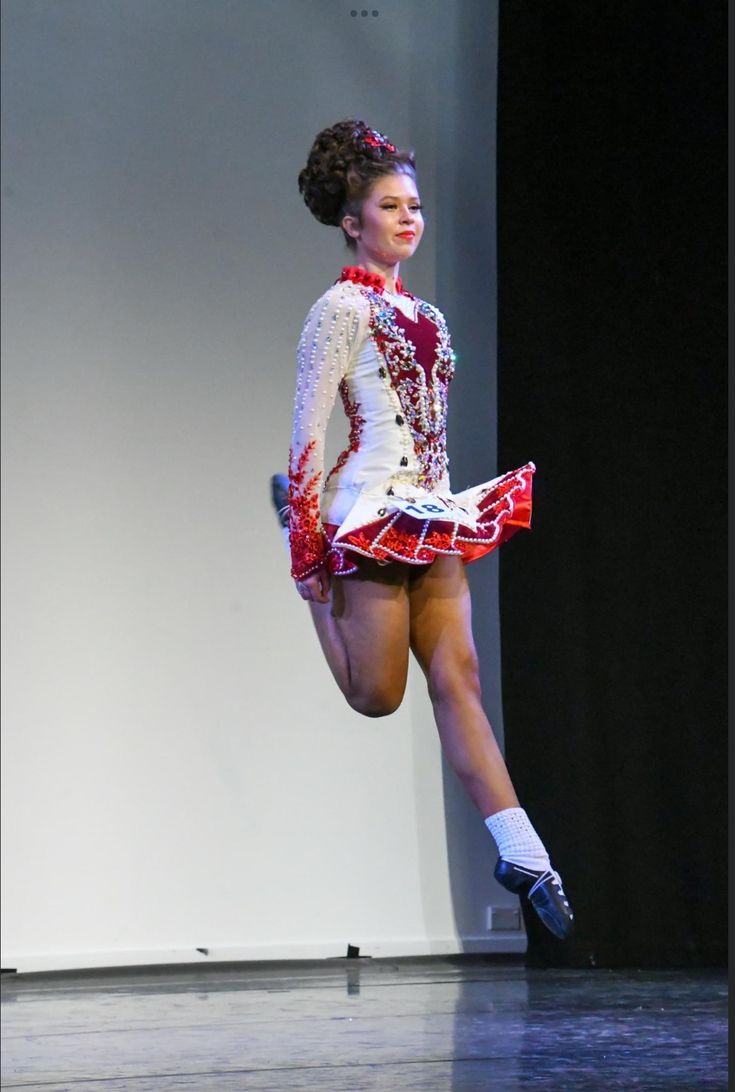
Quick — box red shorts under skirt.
[322,461,535,577]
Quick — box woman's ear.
[341,214,360,241]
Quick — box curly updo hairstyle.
[298,119,417,249]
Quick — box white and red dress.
[287,265,535,582]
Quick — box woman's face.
[343,172,424,264]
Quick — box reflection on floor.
[1,956,728,1090]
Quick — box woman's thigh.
[318,559,412,712]
[408,555,480,694]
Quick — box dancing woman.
[272,120,573,939]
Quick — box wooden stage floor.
[1,956,727,1090]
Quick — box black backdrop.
[495,0,727,967]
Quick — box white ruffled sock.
[484,807,551,873]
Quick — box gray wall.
[0,0,521,971]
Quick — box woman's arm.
[288,284,367,582]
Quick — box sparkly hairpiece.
[357,125,396,154]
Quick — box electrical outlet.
[487,906,521,931]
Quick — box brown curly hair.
[298,119,417,249]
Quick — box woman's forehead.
[370,174,419,200]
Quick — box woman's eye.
[381,204,424,211]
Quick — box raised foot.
[270,473,289,528]
[494,857,575,941]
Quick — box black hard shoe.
[494,858,575,940]
[270,473,289,529]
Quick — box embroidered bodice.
[287,266,457,580]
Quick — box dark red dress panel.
[390,305,439,384]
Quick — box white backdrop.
[1,0,524,972]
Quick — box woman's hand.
[295,568,331,604]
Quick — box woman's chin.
[388,245,417,262]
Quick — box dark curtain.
[496,0,727,967]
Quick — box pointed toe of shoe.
[527,871,575,940]
[494,858,575,941]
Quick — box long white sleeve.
[288,283,368,580]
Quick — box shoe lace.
[541,869,572,911]
[553,871,572,911]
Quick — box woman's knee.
[427,652,482,707]
[346,680,405,718]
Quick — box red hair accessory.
[357,126,396,154]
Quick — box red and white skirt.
[323,461,535,576]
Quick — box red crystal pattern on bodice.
[324,384,366,488]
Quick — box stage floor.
[0,956,727,1090]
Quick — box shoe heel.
[494,858,537,894]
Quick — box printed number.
[403,502,448,516]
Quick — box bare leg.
[305,555,574,936]
[308,598,351,693]
[409,555,519,817]
[307,561,412,717]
